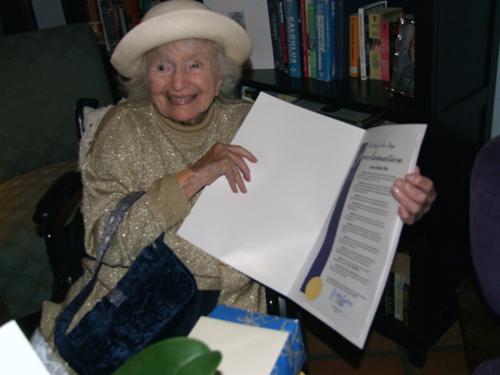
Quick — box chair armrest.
[33,171,82,225]
[75,98,100,140]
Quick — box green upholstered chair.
[0,23,114,320]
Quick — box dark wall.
[0,0,38,35]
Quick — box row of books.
[379,252,410,326]
[83,0,164,52]
[267,0,406,82]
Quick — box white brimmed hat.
[110,0,253,78]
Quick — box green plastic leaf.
[112,337,221,375]
[174,351,222,375]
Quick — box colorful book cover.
[268,0,285,70]
[278,0,289,73]
[388,19,400,80]
[332,0,372,80]
[369,39,382,80]
[403,280,410,327]
[368,7,402,80]
[306,0,316,78]
[127,0,140,26]
[358,1,387,80]
[380,20,391,81]
[315,0,335,81]
[382,271,394,316]
[349,13,359,77]
[299,0,310,78]
[284,0,302,78]
[368,7,402,39]
[394,254,410,322]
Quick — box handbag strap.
[55,192,146,337]
[93,191,145,272]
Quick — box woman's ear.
[215,74,224,97]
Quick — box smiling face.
[147,39,224,126]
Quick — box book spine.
[349,13,359,77]
[403,281,410,327]
[380,21,391,81]
[368,8,403,39]
[128,0,140,26]
[369,42,382,80]
[394,257,410,322]
[394,271,404,321]
[369,10,382,80]
[116,1,128,36]
[142,0,151,14]
[382,271,394,317]
[358,1,387,80]
[97,0,119,52]
[86,0,100,22]
[332,0,346,80]
[109,0,123,39]
[315,0,335,81]
[278,0,289,74]
[284,0,302,78]
[299,0,310,78]
[306,0,316,78]
[268,0,285,70]
[389,20,400,82]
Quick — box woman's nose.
[171,69,187,91]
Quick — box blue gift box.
[208,305,307,375]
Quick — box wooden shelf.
[241,69,417,123]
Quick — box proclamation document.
[289,124,425,347]
[178,93,426,348]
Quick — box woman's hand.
[176,143,257,199]
[391,166,436,225]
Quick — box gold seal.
[305,277,323,301]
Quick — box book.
[358,1,387,80]
[267,0,285,70]
[394,253,410,322]
[387,19,401,81]
[178,92,427,348]
[333,0,386,80]
[369,37,382,79]
[315,0,335,81]
[97,0,120,52]
[278,0,289,73]
[306,0,316,78]
[85,0,101,22]
[403,276,410,327]
[299,0,310,78]
[368,8,402,80]
[381,270,395,316]
[378,252,408,318]
[284,0,302,78]
[378,19,400,82]
[127,0,140,26]
[141,0,151,15]
[368,7,402,39]
[349,13,359,77]
[378,20,390,81]
[113,0,127,37]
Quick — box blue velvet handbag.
[54,192,219,375]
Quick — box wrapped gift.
[189,305,306,375]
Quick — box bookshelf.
[242,0,500,367]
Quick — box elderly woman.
[35,1,435,374]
